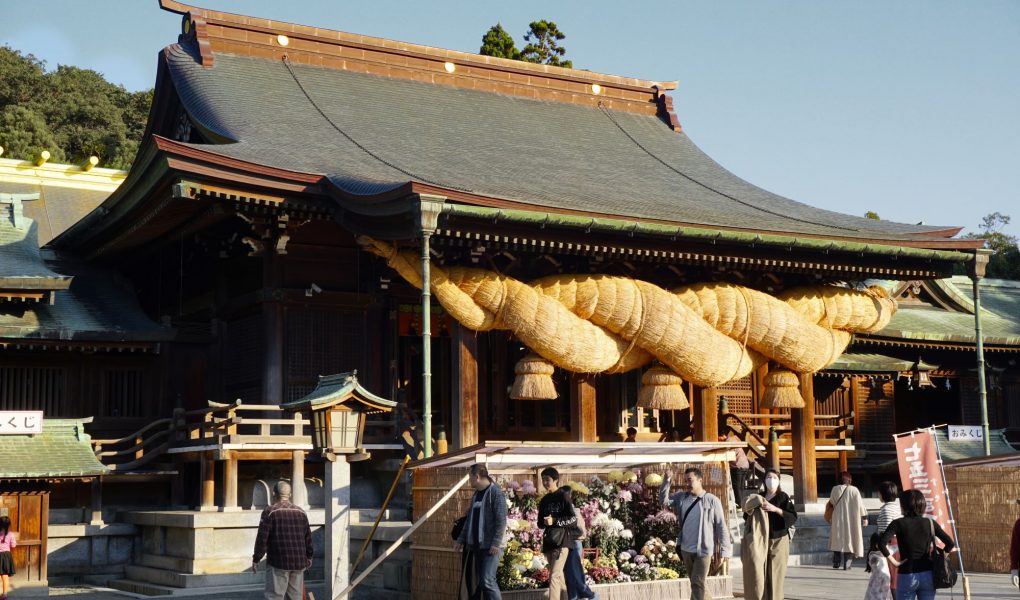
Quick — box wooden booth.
[407,441,740,600]
[0,418,108,595]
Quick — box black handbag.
[541,526,568,552]
[451,516,466,541]
[928,519,957,589]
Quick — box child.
[0,515,15,600]
[864,532,891,600]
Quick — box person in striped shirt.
[876,481,903,599]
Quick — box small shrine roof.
[0,418,109,480]
[0,193,72,291]
[282,371,396,414]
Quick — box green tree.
[479,20,573,68]
[520,20,572,68]
[0,45,151,169]
[965,212,1020,280]
[864,211,880,220]
[479,24,520,60]
[0,105,64,162]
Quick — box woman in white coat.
[828,471,868,570]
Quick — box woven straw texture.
[943,465,1020,573]
[363,239,896,386]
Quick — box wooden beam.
[222,453,238,511]
[693,387,719,442]
[450,323,478,449]
[791,373,818,504]
[569,374,597,442]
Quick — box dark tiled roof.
[0,218,70,289]
[165,44,959,243]
[877,277,1020,346]
[0,419,108,479]
[933,428,1015,462]
[0,256,174,342]
[1,181,110,246]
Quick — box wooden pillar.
[450,324,478,449]
[262,246,284,405]
[767,426,781,473]
[693,387,719,442]
[222,454,239,511]
[570,374,597,442]
[836,451,849,479]
[89,478,103,525]
[200,455,216,510]
[292,450,308,509]
[792,373,818,504]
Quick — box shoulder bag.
[824,486,849,524]
[450,516,466,541]
[928,519,957,589]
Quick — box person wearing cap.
[252,481,314,600]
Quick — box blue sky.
[4,1,1019,238]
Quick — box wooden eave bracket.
[177,11,214,68]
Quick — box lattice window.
[286,308,367,402]
[718,375,754,415]
[0,366,67,415]
[856,377,895,444]
[102,368,152,418]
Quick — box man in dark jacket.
[252,481,313,600]
[454,464,507,599]
[538,467,577,600]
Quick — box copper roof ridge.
[159,0,676,92]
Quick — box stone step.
[125,564,266,588]
[349,521,412,542]
[350,507,409,523]
[107,578,175,596]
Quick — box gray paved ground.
[733,564,1017,599]
[48,568,1018,599]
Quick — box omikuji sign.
[0,411,43,434]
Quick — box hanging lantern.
[911,358,936,389]
[510,353,558,400]
[760,368,805,409]
[637,365,689,410]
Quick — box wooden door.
[0,490,48,584]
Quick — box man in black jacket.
[538,467,577,600]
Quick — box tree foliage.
[520,21,572,68]
[965,212,1020,280]
[480,20,573,68]
[864,211,880,220]
[480,24,520,60]
[0,45,151,169]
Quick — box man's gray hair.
[274,480,292,500]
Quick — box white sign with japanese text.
[947,425,983,441]
[0,411,43,434]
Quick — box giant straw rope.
[362,239,896,387]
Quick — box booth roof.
[406,440,740,471]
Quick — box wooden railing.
[719,407,855,477]
[93,400,399,471]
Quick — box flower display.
[644,473,664,487]
[494,471,687,590]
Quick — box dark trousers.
[464,547,503,600]
[731,467,751,508]
[832,551,854,569]
[565,541,596,600]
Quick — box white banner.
[0,411,44,434]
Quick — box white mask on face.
[764,477,779,491]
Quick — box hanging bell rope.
[760,367,805,409]
[510,353,558,400]
[637,365,689,410]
